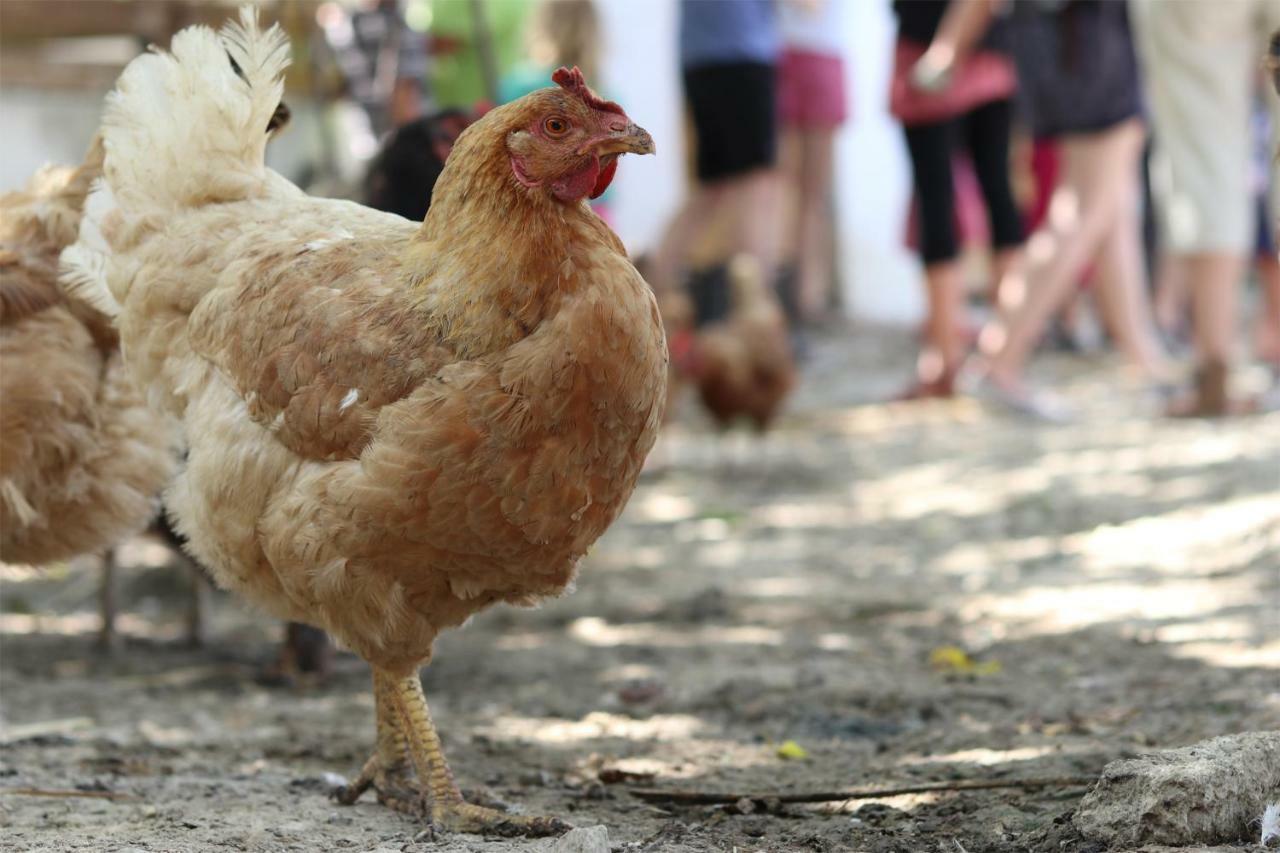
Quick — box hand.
[910,47,955,93]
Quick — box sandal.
[892,372,956,402]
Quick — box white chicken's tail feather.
[104,5,289,210]
[60,6,289,314]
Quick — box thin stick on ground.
[630,776,1097,806]
[0,787,138,802]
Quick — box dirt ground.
[2,326,1278,853]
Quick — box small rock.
[578,781,611,801]
[1075,731,1280,847]
[597,766,655,785]
[617,680,665,706]
[520,769,553,787]
[541,825,609,853]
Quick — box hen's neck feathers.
[403,111,624,357]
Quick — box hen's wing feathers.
[189,237,452,461]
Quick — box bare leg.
[97,549,121,653]
[984,120,1145,389]
[1153,251,1189,339]
[1165,252,1247,416]
[778,126,804,269]
[1089,168,1171,379]
[734,168,784,287]
[648,184,722,295]
[339,669,569,837]
[1255,252,1280,365]
[990,248,1021,309]
[795,128,837,322]
[921,259,966,390]
[1186,253,1244,367]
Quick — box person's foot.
[1164,360,1255,417]
[892,372,956,402]
[1258,367,1280,414]
[969,372,1073,423]
[1252,312,1280,366]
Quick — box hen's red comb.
[552,66,624,116]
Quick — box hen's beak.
[590,121,656,157]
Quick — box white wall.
[1,89,106,193]
[596,0,686,260]
[836,0,922,325]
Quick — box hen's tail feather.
[222,6,293,115]
[101,5,290,210]
[60,5,290,316]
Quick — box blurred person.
[1131,0,1280,415]
[971,0,1170,419]
[650,0,783,319]
[429,0,533,109]
[890,0,1023,399]
[1154,92,1280,388]
[499,0,600,101]
[777,0,848,325]
[1254,206,1280,400]
[317,0,428,138]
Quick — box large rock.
[1075,731,1280,848]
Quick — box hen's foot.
[430,800,570,837]
[335,755,568,835]
[334,756,422,816]
[377,668,573,838]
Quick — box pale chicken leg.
[337,670,569,836]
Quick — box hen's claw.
[431,801,570,837]
[335,756,569,835]
[334,756,421,815]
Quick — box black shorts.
[1011,2,1142,139]
[683,61,777,183]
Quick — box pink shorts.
[778,48,848,129]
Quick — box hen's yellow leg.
[335,670,417,813]
[387,669,571,837]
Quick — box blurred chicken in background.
[0,140,184,651]
[363,108,471,220]
[689,254,796,431]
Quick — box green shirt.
[428,0,533,109]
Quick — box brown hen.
[66,10,665,835]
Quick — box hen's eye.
[544,117,569,136]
